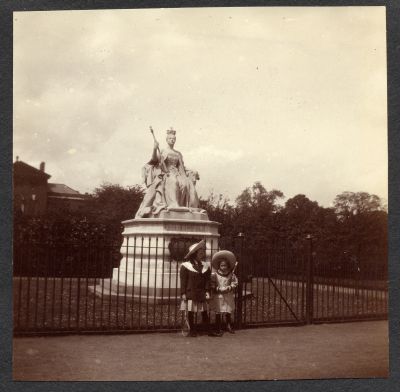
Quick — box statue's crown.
[166,127,176,136]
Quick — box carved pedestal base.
[92,209,220,303]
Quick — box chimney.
[40,162,45,172]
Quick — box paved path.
[13,321,388,381]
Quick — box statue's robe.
[135,160,167,218]
[135,151,201,218]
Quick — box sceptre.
[149,126,161,155]
[149,126,167,172]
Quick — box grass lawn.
[242,277,388,325]
[13,274,388,333]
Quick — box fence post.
[306,234,314,324]
[235,233,245,329]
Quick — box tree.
[284,194,320,225]
[236,182,284,212]
[283,194,322,242]
[90,183,144,222]
[333,191,385,220]
[233,182,284,248]
[332,191,387,270]
[280,194,339,258]
[199,192,235,238]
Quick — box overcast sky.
[13,7,387,207]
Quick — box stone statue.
[135,128,202,218]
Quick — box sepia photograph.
[12,6,388,381]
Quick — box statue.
[135,127,202,218]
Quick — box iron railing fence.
[312,259,388,322]
[13,237,221,334]
[13,236,388,335]
[13,242,120,278]
[239,238,387,325]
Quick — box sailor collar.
[216,269,232,277]
[182,261,210,274]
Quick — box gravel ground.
[13,320,388,381]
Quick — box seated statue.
[135,128,202,218]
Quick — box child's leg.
[201,311,217,336]
[201,311,209,325]
[215,313,223,335]
[225,312,235,333]
[187,311,197,336]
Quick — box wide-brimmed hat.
[211,250,237,271]
[184,239,206,260]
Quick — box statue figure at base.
[136,128,204,218]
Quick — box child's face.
[194,248,206,262]
[219,260,229,272]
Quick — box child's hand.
[205,292,210,300]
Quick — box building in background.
[47,183,89,213]
[13,158,89,216]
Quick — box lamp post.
[235,232,245,329]
[306,234,314,324]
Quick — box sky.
[13,7,387,207]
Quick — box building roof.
[48,183,81,195]
[47,183,89,200]
[13,161,51,180]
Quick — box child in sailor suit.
[179,240,211,337]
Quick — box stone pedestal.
[94,208,220,302]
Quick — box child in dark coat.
[180,239,212,337]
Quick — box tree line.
[14,181,387,276]
[202,182,386,275]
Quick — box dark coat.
[180,261,211,302]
